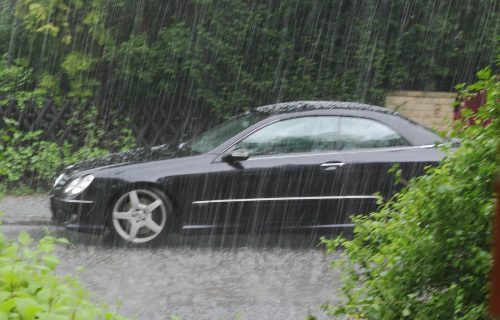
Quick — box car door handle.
[320,162,346,170]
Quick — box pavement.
[0,194,53,224]
[0,194,341,320]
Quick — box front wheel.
[110,188,172,244]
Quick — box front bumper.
[50,196,107,234]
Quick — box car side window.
[339,117,409,149]
[235,115,409,156]
[235,116,341,156]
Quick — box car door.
[190,115,351,231]
[303,115,443,228]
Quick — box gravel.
[0,194,52,224]
[0,195,341,320]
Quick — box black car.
[50,101,445,244]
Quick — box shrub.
[0,116,137,190]
[0,227,127,319]
[0,119,108,189]
[321,69,499,319]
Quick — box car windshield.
[182,112,266,154]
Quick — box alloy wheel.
[112,189,167,243]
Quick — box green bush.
[0,119,109,189]
[321,69,498,319]
[0,227,127,319]
[0,113,137,190]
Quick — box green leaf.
[0,298,16,313]
[16,298,44,319]
[476,67,491,80]
[0,292,9,303]
[36,289,51,303]
[402,307,411,317]
[37,312,68,320]
[56,238,70,245]
[18,232,32,246]
[42,255,60,270]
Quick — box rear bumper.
[50,196,107,234]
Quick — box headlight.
[64,175,95,195]
[53,173,65,187]
[64,177,81,193]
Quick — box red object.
[453,90,490,126]
[491,177,500,317]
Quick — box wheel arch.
[103,181,180,230]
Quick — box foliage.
[2,0,498,120]
[0,59,43,110]
[0,226,127,319]
[104,0,499,114]
[0,118,109,188]
[319,70,499,319]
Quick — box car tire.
[108,188,173,245]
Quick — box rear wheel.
[110,188,172,244]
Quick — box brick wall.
[385,91,457,133]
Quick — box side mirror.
[223,148,249,163]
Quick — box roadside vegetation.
[319,67,499,319]
[0,118,128,194]
[0,226,127,319]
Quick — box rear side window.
[339,117,409,149]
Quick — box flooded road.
[0,195,340,320]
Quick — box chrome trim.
[182,225,222,230]
[192,195,377,205]
[288,223,355,229]
[55,198,94,204]
[181,224,355,229]
[320,162,346,167]
[246,144,436,161]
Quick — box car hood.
[65,144,185,175]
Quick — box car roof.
[254,100,399,116]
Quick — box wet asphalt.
[0,195,340,320]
